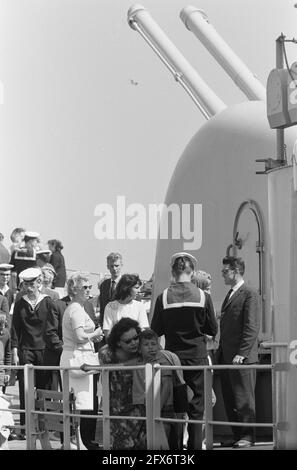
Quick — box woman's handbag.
[172,374,189,413]
[7,369,17,386]
[160,350,189,414]
[69,350,99,378]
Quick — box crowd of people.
[0,227,261,451]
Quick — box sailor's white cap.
[0,263,14,272]
[19,267,42,282]
[170,252,197,268]
[41,264,56,276]
[36,249,51,256]
[24,231,40,240]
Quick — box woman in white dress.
[60,272,103,446]
[103,274,149,337]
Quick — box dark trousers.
[220,364,257,442]
[80,373,99,449]
[43,349,62,391]
[18,349,45,427]
[181,357,208,450]
[163,417,183,450]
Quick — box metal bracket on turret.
[255,158,286,174]
[276,421,290,431]
[274,362,291,372]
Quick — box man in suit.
[217,256,260,448]
[99,252,123,328]
[10,231,40,285]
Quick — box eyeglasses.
[121,334,139,345]
[221,268,234,274]
[82,285,92,290]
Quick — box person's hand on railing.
[232,354,245,364]
[12,348,19,365]
[80,363,93,372]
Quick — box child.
[137,329,184,450]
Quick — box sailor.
[11,267,57,439]
[151,252,218,450]
[36,249,52,269]
[10,232,40,284]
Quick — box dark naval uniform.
[152,282,218,450]
[10,248,37,285]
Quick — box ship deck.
[3,383,273,451]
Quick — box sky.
[1,0,297,280]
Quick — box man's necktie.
[221,288,233,311]
[110,280,116,300]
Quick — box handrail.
[261,342,288,348]
[4,361,279,450]
[156,363,273,370]
[153,362,275,450]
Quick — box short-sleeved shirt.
[62,302,95,351]
[103,300,149,332]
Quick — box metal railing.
[0,362,278,450]
[153,363,274,450]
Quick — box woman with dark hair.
[48,239,66,297]
[102,274,149,337]
[101,317,141,363]
[98,317,146,450]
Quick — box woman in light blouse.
[60,272,103,448]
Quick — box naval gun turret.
[128,3,297,449]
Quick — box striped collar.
[163,284,206,310]
[23,293,49,309]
